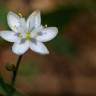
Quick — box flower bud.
[5,64,15,71]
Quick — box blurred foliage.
[41,6,80,56]
[0,6,8,28]
[0,75,24,96]
[0,6,9,45]
[19,61,40,76]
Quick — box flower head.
[0,11,58,55]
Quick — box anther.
[18,13,23,17]
[45,24,48,28]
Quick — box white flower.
[0,11,58,55]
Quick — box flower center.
[26,32,31,40]
[17,32,32,41]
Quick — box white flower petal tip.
[37,27,58,42]
[7,11,20,32]
[27,10,41,30]
[12,42,29,55]
[0,31,17,42]
[30,42,49,55]
[7,11,15,16]
[32,10,40,16]
[7,11,26,33]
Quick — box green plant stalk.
[11,55,23,86]
[7,55,23,96]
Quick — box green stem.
[11,55,23,86]
[7,55,23,96]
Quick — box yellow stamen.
[18,12,23,17]
[45,24,48,28]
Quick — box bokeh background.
[0,0,96,96]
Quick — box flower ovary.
[26,32,31,40]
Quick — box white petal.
[27,11,41,31]
[12,41,29,55]
[32,25,44,33]
[0,31,18,42]
[7,11,26,32]
[36,27,58,42]
[30,41,49,55]
[31,25,44,38]
[19,18,28,33]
